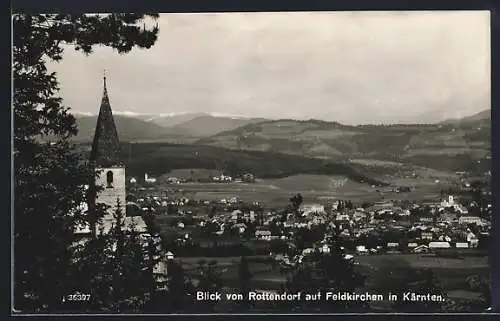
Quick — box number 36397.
[62,294,91,302]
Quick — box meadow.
[155,172,451,207]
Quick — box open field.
[155,173,452,207]
[349,158,461,182]
[356,254,489,269]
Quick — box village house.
[166,177,180,184]
[233,223,247,234]
[458,216,482,225]
[335,213,350,222]
[419,217,434,223]
[420,231,434,240]
[407,242,418,249]
[441,212,458,223]
[166,251,175,260]
[319,244,331,253]
[231,209,243,220]
[387,242,399,248]
[242,173,255,182]
[212,174,233,182]
[144,173,157,184]
[302,248,315,256]
[300,203,326,216]
[398,209,411,217]
[413,244,430,253]
[372,200,394,210]
[429,241,451,249]
[441,195,455,208]
[466,231,479,248]
[255,228,272,240]
[453,204,469,215]
[356,245,369,255]
[353,211,368,222]
[437,235,452,242]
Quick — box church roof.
[89,75,123,167]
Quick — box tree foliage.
[162,261,190,312]
[194,260,223,312]
[289,193,303,219]
[238,256,252,309]
[284,244,367,312]
[70,200,162,313]
[370,258,446,312]
[13,13,159,312]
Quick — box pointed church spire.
[90,72,123,166]
[102,69,109,105]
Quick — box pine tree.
[371,258,445,312]
[68,226,114,311]
[73,200,160,312]
[284,241,367,312]
[195,260,223,312]
[164,261,189,312]
[13,13,159,312]
[289,193,303,219]
[238,256,252,309]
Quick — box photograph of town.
[13,11,493,314]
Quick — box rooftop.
[89,75,123,167]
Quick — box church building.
[87,74,147,235]
[72,75,167,288]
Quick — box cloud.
[47,11,490,125]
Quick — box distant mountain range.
[73,109,490,141]
[72,112,266,142]
[73,114,189,143]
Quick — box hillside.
[197,112,491,174]
[71,109,490,174]
[75,142,387,186]
[145,112,208,127]
[171,115,266,137]
[441,109,490,125]
[73,115,198,143]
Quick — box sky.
[47,11,491,125]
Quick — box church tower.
[89,73,126,234]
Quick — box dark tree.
[208,205,217,219]
[238,256,252,309]
[195,260,223,312]
[371,258,445,312]
[337,201,345,212]
[163,261,190,312]
[257,208,265,226]
[464,275,491,310]
[285,244,366,313]
[110,200,126,310]
[13,13,159,312]
[69,227,114,311]
[289,193,303,218]
[71,200,157,312]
